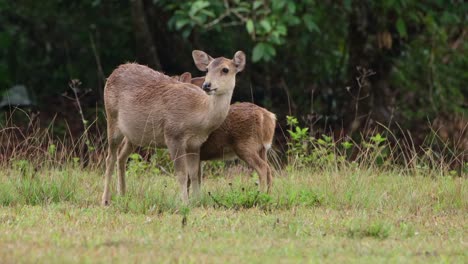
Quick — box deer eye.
[222,68,229,74]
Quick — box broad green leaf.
[276,24,287,35]
[288,16,301,26]
[200,9,215,18]
[260,19,272,32]
[253,0,262,10]
[252,43,266,62]
[175,19,190,30]
[233,6,250,13]
[264,42,276,57]
[396,17,407,38]
[252,42,276,62]
[246,19,254,34]
[189,0,210,17]
[287,2,296,13]
[303,14,320,33]
[272,0,286,11]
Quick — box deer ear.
[233,51,246,73]
[179,72,192,83]
[192,50,213,72]
[191,77,205,88]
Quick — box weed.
[347,220,391,239]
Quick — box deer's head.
[192,50,245,95]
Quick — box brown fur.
[175,73,276,192]
[102,50,246,205]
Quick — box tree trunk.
[130,0,162,70]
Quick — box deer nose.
[202,82,211,91]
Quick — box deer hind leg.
[235,146,270,192]
[197,162,203,189]
[259,147,273,192]
[166,139,189,203]
[102,121,123,206]
[117,137,134,196]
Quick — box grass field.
[0,163,466,263]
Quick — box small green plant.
[284,189,322,207]
[127,153,149,176]
[370,133,386,145]
[128,151,169,177]
[286,115,345,169]
[362,133,390,166]
[72,157,80,167]
[203,160,226,177]
[286,115,312,168]
[179,205,190,227]
[149,149,173,175]
[286,116,309,154]
[341,141,353,150]
[399,222,415,238]
[47,144,56,156]
[366,221,391,239]
[0,181,16,206]
[209,185,272,210]
[347,220,391,239]
[12,159,34,178]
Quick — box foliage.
[0,0,133,103]
[1,0,466,140]
[159,0,467,124]
[286,115,353,170]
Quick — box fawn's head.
[173,72,205,88]
[192,50,245,95]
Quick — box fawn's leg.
[235,145,270,192]
[259,147,273,192]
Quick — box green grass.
[0,164,466,263]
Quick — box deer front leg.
[167,139,189,203]
[186,148,201,199]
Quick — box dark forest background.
[0,0,466,151]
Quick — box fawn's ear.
[179,72,192,83]
[232,51,246,73]
[191,77,205,88]
[192,50,213,72]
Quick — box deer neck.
[205,90,233,128]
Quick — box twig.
[89,32,106,100]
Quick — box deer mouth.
[204,88,217,95]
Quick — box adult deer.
[102,50,246,205]
[175,73,276,192]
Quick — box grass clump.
[208,186,272,210]
[347,220,392,239]
[0,166,78,206]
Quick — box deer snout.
[202,82,211,92]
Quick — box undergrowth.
[0,111,466,217]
